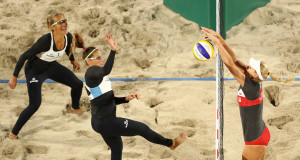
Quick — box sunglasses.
[52,18,68,26]
[88,55,103,60]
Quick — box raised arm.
[202,27,247,72]
[103,33,117,75]
[201,28,245,86]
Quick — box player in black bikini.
[8,12,85,139]
[83,33,187,160]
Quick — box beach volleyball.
[193,40,214,61]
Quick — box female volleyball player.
[8,12,85,139]
[201,27,293,160]
[83,33,187,160]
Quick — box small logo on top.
[30,78,38,83]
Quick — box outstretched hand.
[125,93,140,101]
[105,33,117,51]
[201,27,221,44]
[201,27,222,39]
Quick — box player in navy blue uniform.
[8,12,85,139]
[83,33,187,160]
[202,27,293,160]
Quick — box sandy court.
[0,0,300,159]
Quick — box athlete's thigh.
[101,117,146,137]
[25,68,47,102]
[48,62,80,87]
[242,145,267,160]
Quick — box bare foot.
[169,131,187,150]
[70,108,84,115]
[66,104,84,115]
[8,132,18,140]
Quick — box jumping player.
[83,33,187,160]
[202,27,293,160]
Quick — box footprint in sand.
[0,139,26,159]
[286,60,300,73]
[25,144,48,154]
[171,119,207,136]
[0,89,11,99]
[123,152,142,159]
[186,129,196,137]
[118,5,129,12]
[171,119,197,128]
[200,148,216,157]
[267,115,294,129]
[123,137,136,148]
[160,150,172,159]
[17,35,35,47]
[133,58,151,69]
[0,24,10,30]
[75,130,92,138]
[264,85,282,107]
[202,97,214,105]
[273,140,290,148]
[88,28,100,38]
[146,97,163,108]
[82,9,100,20]
[123,16,132,24]
[11,106,25,117]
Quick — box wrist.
[216,41,222,46]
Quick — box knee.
[142,123,150,131]
[74,80,83,90]
[139,123,151,134]
[26,103,41,113]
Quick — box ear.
[51,25,55,31]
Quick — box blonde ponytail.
[260,62,294,83]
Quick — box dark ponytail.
[69,32,85,58]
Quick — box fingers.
[127,93,140,101]
[201,29,210,35]
[134,93,140,100]
[76,63,81,70]
[72,64,81,71]
[105,33,112,39]
[8,82,16,89]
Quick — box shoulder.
[85,66,101,76]
[36,33,51,43]
[66,32,73,40]
[88,65,101,71]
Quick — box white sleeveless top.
[38,32,67,62]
